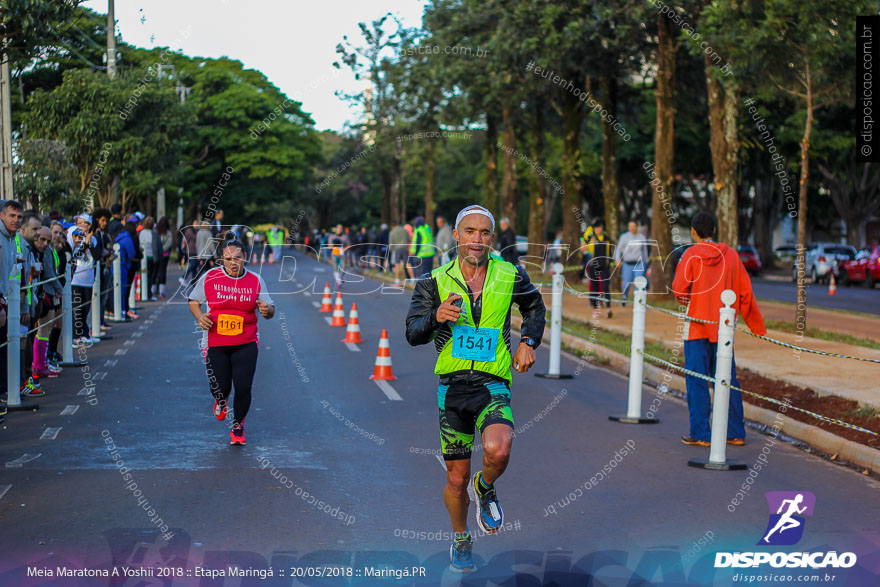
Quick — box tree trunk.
[424,139,434,227]
[599,72,620,246]
[485,113,498,217]
[752,176,775,269]
[527,106,546,260]
[400,160,407,223]
[650,13,676,295]
[795,63,813,329]
[706,58,740,248]
[501,101,519,229]
[561,87,584,259]
[383,166,395,225]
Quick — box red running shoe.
[229,424,246,445]
[213,399,227,421]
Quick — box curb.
[515,314,880,476]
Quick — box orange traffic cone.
[828,273,837,296]
[369,329,397,380]
[330,293,346,326]
[319,282,333,312]
[341,303,363,343]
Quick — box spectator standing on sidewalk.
[497,217,519,266]
[615,221,649,307]
[584,218,612,317]
[672,210,766,447]
[156,217,173,298]
[388,223,410,285]
[435,216,454,265]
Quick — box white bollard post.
[112,243,124,322]
[609,276,657,424]
[688,289,746,471]
[60,254,86,367]
[91,260,102,340]
[140,252,148,301]
[5,267,36,410]
[128,266,137,311]
[536,262,572,379]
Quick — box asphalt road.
[0,252,878,586]
[751,277,879,315]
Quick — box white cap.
[455,205,495,232]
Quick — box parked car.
[838,244,880,288]
[737,244,762,275]
[516,235,529,255]
[774,244,798,262]
[791,242,857,284]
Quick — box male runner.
[405,204,546,572]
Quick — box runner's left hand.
[513,343,536,373]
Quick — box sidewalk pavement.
[555,288,880,410]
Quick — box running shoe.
[681,435,710,446]
[449,534,475,572]
[230,424,246,445]
[126,310,139,320]
[33,368,59,379]
[213,399,227,421]
[727,438,745,446]
[20,377,45,397]
[472,471,503,534]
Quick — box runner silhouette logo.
[758,491,816,546]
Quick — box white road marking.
[60,405,79,416]
[312,301,320,308]
[314,268,326,273]
[0,485,10,500]
[40,427,61,440]
[104,359,117,367]
[344,343,361,352]
[124,339,136,346]
[131,331,143,337]
[373,379,402,401]
[304,292,311,296]
[6,453,41,468]
[93,372,107,381]
[115,348,128,356]
[324,317,333,325]
[435,455,447,470]
[77,387,91,396]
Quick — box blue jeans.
[683,338,745,441]
[621,260,646,301]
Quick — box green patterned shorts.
[438,380,514,461]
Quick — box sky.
[82,0,427,132]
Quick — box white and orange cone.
[341,303,363,343]
[330,292,346,326]
[369,329,396,380]
[319,282,333,312]
[828,273,837,296]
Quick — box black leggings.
[205,341,259,425]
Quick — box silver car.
[791,243,857,284]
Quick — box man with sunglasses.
[188,240,275,445]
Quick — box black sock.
[49,328,61,357]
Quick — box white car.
[791,243,856,284]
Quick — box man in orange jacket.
[672,211,766,447]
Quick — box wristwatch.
[521,336,537,349]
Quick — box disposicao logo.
[715,491,857,570]
[759,491,815,546]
